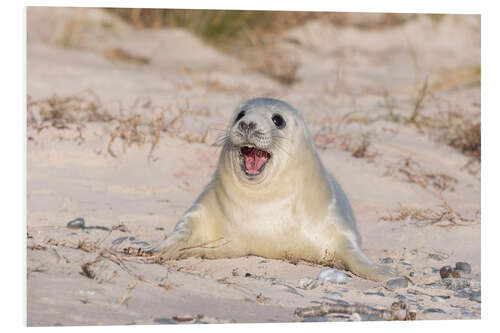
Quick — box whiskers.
[210,126,290,162]
[270,129,290,157]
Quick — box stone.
[317,268,350,284]
[440,265,453,279]
[455,262,472,274]
[385,278,408,291]
[67,218,85,229]
[297,278,319,290]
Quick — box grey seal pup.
[154,97,397,282]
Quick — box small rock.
[131,241,150,247]
[112,236,128,245]
[297,278,319,290]
[385,278,408,291]
[409,271,423,277]
[428,253,444,261]
[455,262,472,274]
[431,296,445,303]
[231,268,239,276]
[394,294,407,301]
[423,308,446,314]
[379,257,394,264]
[283,285,304,297]
[317,268,350,284]
[461,311,479,319]
[455,288,481,301]
[440,265,453,279]
[364,291,385,297]
[67,218,85,229]
[425,277,480,292]
[326,291,343,299]
[470,294,481,303]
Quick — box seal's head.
[222,98,311,186]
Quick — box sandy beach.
[26,8,480,325]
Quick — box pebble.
[281,284,303,297]
[67,218,85,229]
[440,265,453,279]
[364,291,385,297]
[112,236,128,245]
[431,278,479,291]
[394,295,407,301]
[455,262,472,274]
[470,294,481,303]
[461,311,479,319]
[131,241,150,247]
[317,268,350,284]
[399,260,412,268]
[385,278,408,291]
[379,257,394,264]
[431,296,445,303]
[409,271,423,277]
[428,253,445,261]
[297,278,319,290]
[326,291,343,299]
[423,308,446,314]
[455,288,481,301]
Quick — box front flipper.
[337,242,398,282]
[151,206,235,260]
[151,216,193,259]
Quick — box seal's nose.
[238,120,256,132]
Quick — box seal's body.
[154,98,397,282]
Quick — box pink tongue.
[244,148,268,175]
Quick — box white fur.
[153,98,397,282]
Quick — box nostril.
[248,122,256,130]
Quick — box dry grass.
[385,157,458,192]
[411,110,481,174]
[380,201,477,228]
[107,9,416,46]
[27,91,112,129]
[444,121,481,162]
[27,92,214,159]
[313,128,377,160]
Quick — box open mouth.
[240,146,271,176]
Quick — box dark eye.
[235,110,245,123]
[272,114,286,129]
